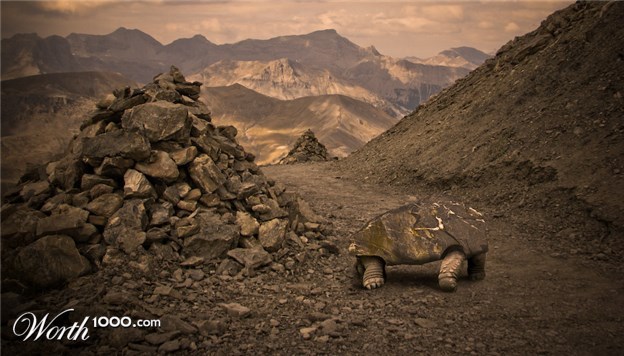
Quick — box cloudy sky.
[1,0,571,58]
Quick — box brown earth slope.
[340,1,624,261]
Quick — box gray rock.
[146,227,169,243]
[227,247,272,270]
[188,154,226,193]
[89,184,115,199]
[104,199,148,252]
[19,181,50,200]
[80,174,117,191]
[162,185,181,205]
[236,211,260,236]
[36,204,89,237]
[1,208,45,246]
[183,212,239,260]
[109,93,148,113]
[153,88,182,102]
[195,320,227,336]
[254,198,289,221]
[169,65,187,83]
[86,193,123,218]
[175,182,192,198]
[177,200,197,212]
[122,101,191,143]
[190,114,209,137]
[414,318,437,329]
[180,256,205,267]
[123,169,157,198]
[158,339,181,353]
[95,156,134,178]
[191,136,220,159]
[186,269,205,281]
[185,188,202,201]
[160,315,197,334]
[79,243,107,265]
[214,135,244,159]
[170,146,198,165]
[14,235,90,288]
[81,130,151,161]
[293,197,327,224]
[237,182,261,200]
[149,202,174,226]
[49,157,84,190]
[258,219,288,252]
[233,159,259,173]
[218,125,238,141]
[219,303,251,318]
[175,219,200,238]
[72,191,91,208]
[67,223,99,243]
[134,150,179,182]
[175,82,201,99]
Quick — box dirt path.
[262,162,624,355]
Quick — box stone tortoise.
[348,201,488,292]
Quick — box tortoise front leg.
[359,256,385,290]
[438,250,466,292]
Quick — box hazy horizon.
[1,0,572,58]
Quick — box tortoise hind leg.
[359,256,385,290]
[438,250,466,292]
[468,252,486,281]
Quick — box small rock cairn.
[278,129,332,165]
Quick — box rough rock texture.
[340,1,624,258]
[1,66,329,290]
[278,129,332,164]
[14,235,90,288]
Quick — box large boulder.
[188,154,226,193]
[81,130,151,161]
[103,199,148,253]
[14,235,90,288]
[183,212,240,260]
[134,150,179,182]
[122,101,191,143]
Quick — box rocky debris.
[278,129,332,164]
[1,65,330,291]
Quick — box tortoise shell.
[348,201,488,266]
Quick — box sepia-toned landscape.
[1,1,623,355]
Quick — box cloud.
[36,0,113,15]
[504,21,520,32]
[420,5,464,21]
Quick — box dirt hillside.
[340,1,624,262]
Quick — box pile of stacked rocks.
[278,129,332,164]
[1,66,329,289]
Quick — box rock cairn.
[278,129,331,164]
[1,66,329,289]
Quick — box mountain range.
[2,28,485,116]
[203,84,397,164]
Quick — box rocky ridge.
[340,1,624,261]
[1,66,331,292]
[279,130,332,165]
